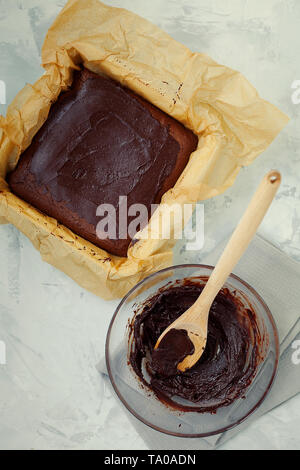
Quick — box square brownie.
[8,69,198,257]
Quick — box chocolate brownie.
[8,69,198,257]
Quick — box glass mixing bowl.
[106,265,279,438]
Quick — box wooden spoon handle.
[194,170,281,312]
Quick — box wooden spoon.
[155,170,281,372]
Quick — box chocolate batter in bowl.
[106,265,279,437]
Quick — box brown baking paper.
[0,0,289,299]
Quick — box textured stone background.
[0,0,299,450]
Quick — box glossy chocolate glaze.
[9,69,198,257]
[129,279,263,413]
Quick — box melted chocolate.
[129,279,263,413]
[151,329,195,377]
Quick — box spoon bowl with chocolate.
[106,265,279,438]
[154,171,281,374]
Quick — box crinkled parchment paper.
[0,0,289,299]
